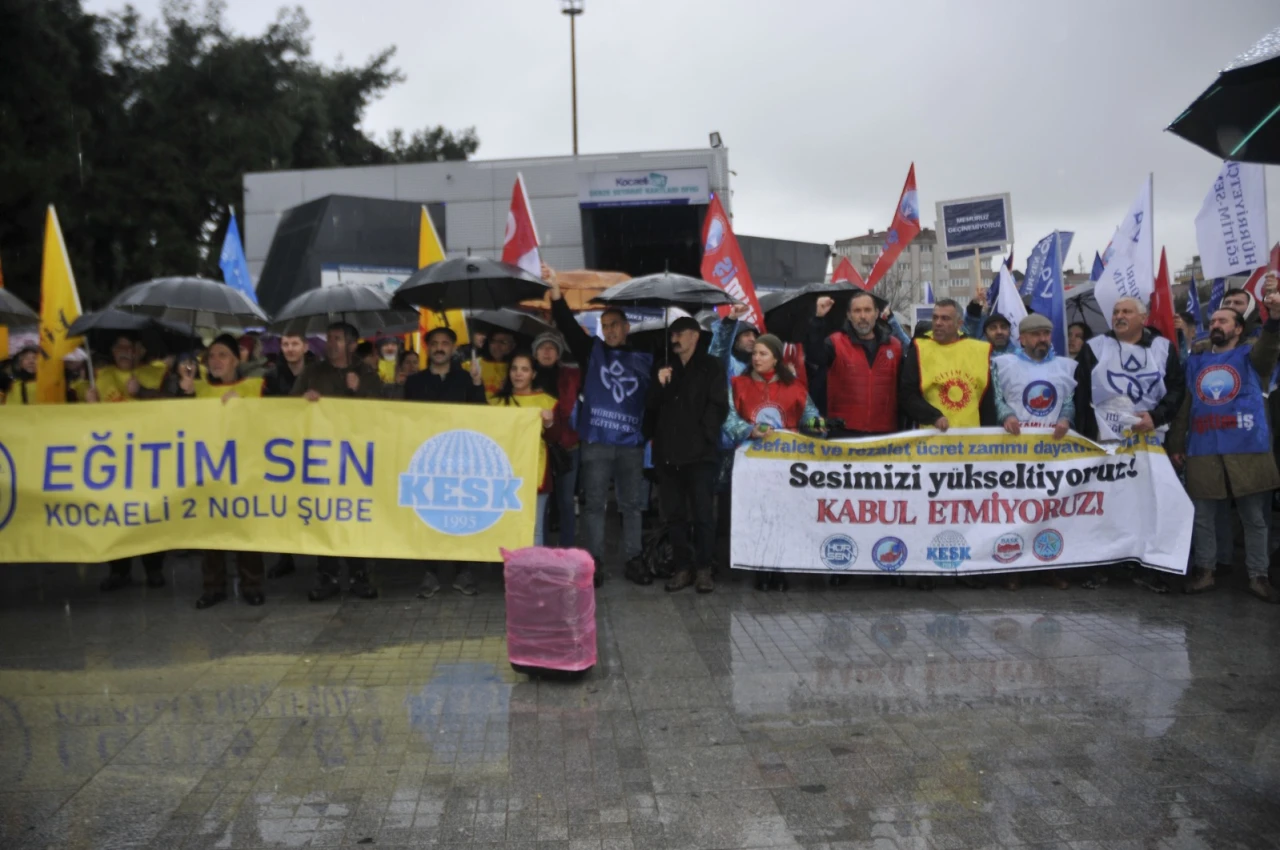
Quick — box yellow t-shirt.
[490,391,556,489]
[464,359,510,399]
[377,358,397,385]
[191,377,265,399]
[1,379,37,405]
[95,363,167,402]
[915,337,991,428]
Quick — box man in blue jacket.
[548,269,653,586]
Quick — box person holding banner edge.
[1170,293,1280,604]
[992,313,1076,591]
[899,298,996,590]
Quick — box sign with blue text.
[935,193,1014,253]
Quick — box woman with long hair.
[723,334,821,591]
[491,351,558,545]
[532,332,582,547]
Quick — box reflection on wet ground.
[1,555,1279,849]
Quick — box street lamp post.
[561,0,584,155]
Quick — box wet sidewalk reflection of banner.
[0,399,541,563]
[731,428,1192,576]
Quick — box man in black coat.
[402,326,489,597]
[646,316,729,593]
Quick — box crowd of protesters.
[4,265,1280,609]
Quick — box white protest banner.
[1096,175,1153,326]
[1195,161,1269,280]
[731,428,1191,576]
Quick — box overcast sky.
[92,0,1278,275]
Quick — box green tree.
[0,0,478,309]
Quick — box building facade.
[832,227,995,308]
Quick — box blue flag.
[1022,231,1073,297]
[1089,251,1105,283]
[923,281,935,305]
[219,211,258,304]
[1028,231,1067,357]
[1208,277,1226,314]
[1186,272,1206,341]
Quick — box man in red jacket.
[805,290,902,438]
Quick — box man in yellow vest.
[899,298,996,431]
[898,297,996,591]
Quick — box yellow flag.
[417,205,468,360]
[36,206,83,403]
[0,254,9,363]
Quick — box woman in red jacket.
[533,332,582,548]
[724,334,821,591]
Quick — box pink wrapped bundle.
[502,547,597,676]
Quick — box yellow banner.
[0,399,541,563]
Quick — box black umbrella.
[467,309,557,347]
[625,308,713,354]
[762,281,887,343]
[68,308,199,356]
[1167,26,1280,164]
[0,289,38,327]
[590,271,736,312]
[269,284,419,338]
[1064,283,1109,338]
[392,257,548,313]
[109,276,270,331]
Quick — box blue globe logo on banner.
[926,530,970,570]
[0,442,15,533]
[871,537,908,572]
[704,215,726,253]
[398,430,523,536]
[1022,381,1058,418]
[1195,364,1241,406]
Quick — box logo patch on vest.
[937,376,973,412]
[1195,364,1241,406]
[1105,369,1162,404]
[599,359,640,404]
[1021,381,1058,418]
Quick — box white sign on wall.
[578,168,710,208]
[319,264,413,295]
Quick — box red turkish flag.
[1241,242,1280,323]
[831,256,866,289]
[866,163,922,290]
[1146,247,1177,344]
[502,173,541,277]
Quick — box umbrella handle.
[83,342,96,389]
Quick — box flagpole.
[1148,172,1155,301]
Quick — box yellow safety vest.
[191,377,265,399]
[915,337,991,428]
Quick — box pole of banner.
[971,246,982,303]
[1148,172,1155,302]
[83,341,96,390]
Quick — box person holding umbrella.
[402,326,490,597]
[647,316,729,593]
[292,321,381,601]
[546,266,651,586]
[84,333,166,403]
[723,333,821,591]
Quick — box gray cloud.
[93,0,1280,275]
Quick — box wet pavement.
[1,556,1279,850]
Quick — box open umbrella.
[625,307,712,354]
[68,308,199,356]
[762,281,887,343]
[109,276,270,331]
[270,284,419,338]
[392,257,548,313]
[0,289,38,327]
[1064,283,1109,337]
[1167,26,1280,164]
[467,309,557,347]
[590,271,736,312]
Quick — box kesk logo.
[0,442,15,532]
[1022,381,1058,418]
[1032,529,1064,562]
[992,533,1025,565]
[1195,364,1241,406]
[820,535,858,570]
[926,530,970,570]
[704,215,726,253]
[871,537,908,572]
[398,430,523,536]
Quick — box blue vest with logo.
[1186,344,1271,457]
[578,340,653,447]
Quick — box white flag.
[1096,175,1153,327]
[994,265,1028,329]
[1195,161,1269,280]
